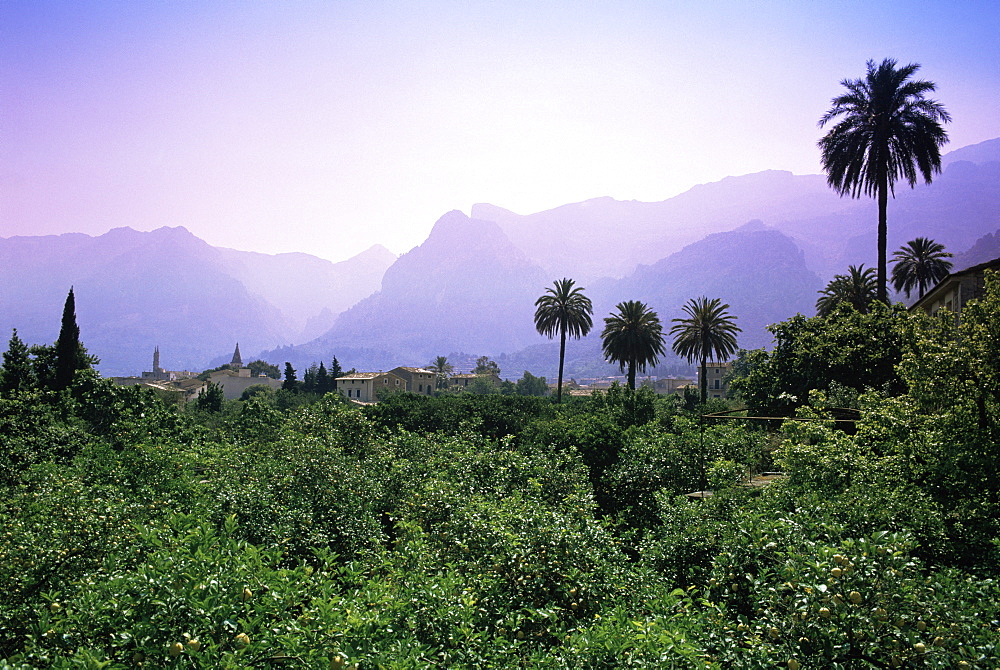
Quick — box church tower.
[153,346,162,373]
[230,343,243,369]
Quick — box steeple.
[153,346,161,373]
[230,342,243,368]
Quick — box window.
[714,379,720,389]
[418,384,423,392]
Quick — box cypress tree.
[282,362,298,392]
[0,329,34,395]
[54,287,88,391]
[316,362,329,394]
[330,356,342,391]
[303,363,318,393]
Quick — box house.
[701,362,733,399]
[910,258,1000,318]
[337,371,406,403]
[646,377,697,396]
[450,373,502,388]
[389,367,436,395]
[208,367,283,400]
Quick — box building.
[337,371,406,403]
[140,346,195,382]
[389,367,436,395]
[701,362,733,399]
[208,367,283,400]
[646,377,696,395]
[910,258,1000,318]
[450,373,502,388]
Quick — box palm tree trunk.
[556,326,566,402]
[627,361,635,390]
[700,356,707,405]
[877,167,889,303]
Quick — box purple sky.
[3,1,998,263]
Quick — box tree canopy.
[891,237,953,299]
[601,300,666,390]
[534,278,593,403]
[670,297,741,404]
[816,264,878,316]
[819,58,950,302]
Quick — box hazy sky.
[3,1,998,263]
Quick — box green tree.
[891,237,953,299]
[473,356,500,376]
[195,381,224,413]
[670,297,741,404]
[819,58,951,302]
[247,359,281,379]
[316,362,330,394]
[330,356,343,390]
[54,287,91,391]
[601,300,666,390]
[302,363,318,393]
[815,264,878,316]
[428,356,453,389]
[534,278,594,403]
[728,302,908,413]
[1,329,34,395]
[515,370,549,397]
[282,362,298,392]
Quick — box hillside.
[0,227,391,375]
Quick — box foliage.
[670,296,741,403]
[515,370,549,396]
[534,278,594,402]
[816,264,878,316]
[601,300,667,390]
[247,359,280,379]
[729,302,909,413]
[819,58,951,302]
[427,355,453,389]
[6,282,1000,668]
[0,328,34,395]
[892,237,954,299]
[472,355,501,376]
[195,381,224,413]
[282,362,298,391]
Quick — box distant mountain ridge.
[3,138,998,378]
[267,211,550,371]
[0,227,394,376]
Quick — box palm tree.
[818,58,950,303]
[427,355,453,389]
[534,278,594,402]
[601,300,666,390]
[816,265,879,316]
[891,237,953,299]
[670,297,741,404]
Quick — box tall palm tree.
[670,297,741,404]
[601,300,666,390]
[427,355,453,389]
[818,58,950,303]
[534,278,593,402]
[816,265,878,316]
[891,237,953,299]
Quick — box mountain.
[217,244,396,340]
[474,140,1000,285]
[952,229,1000,271]
[592,223,822,351]
[473,170,843,283]
[268,210,550,371]
[0,227,392,376]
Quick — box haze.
[3,1,999,263]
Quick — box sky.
[2,1,999,263]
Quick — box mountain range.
[3,137,999,379]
